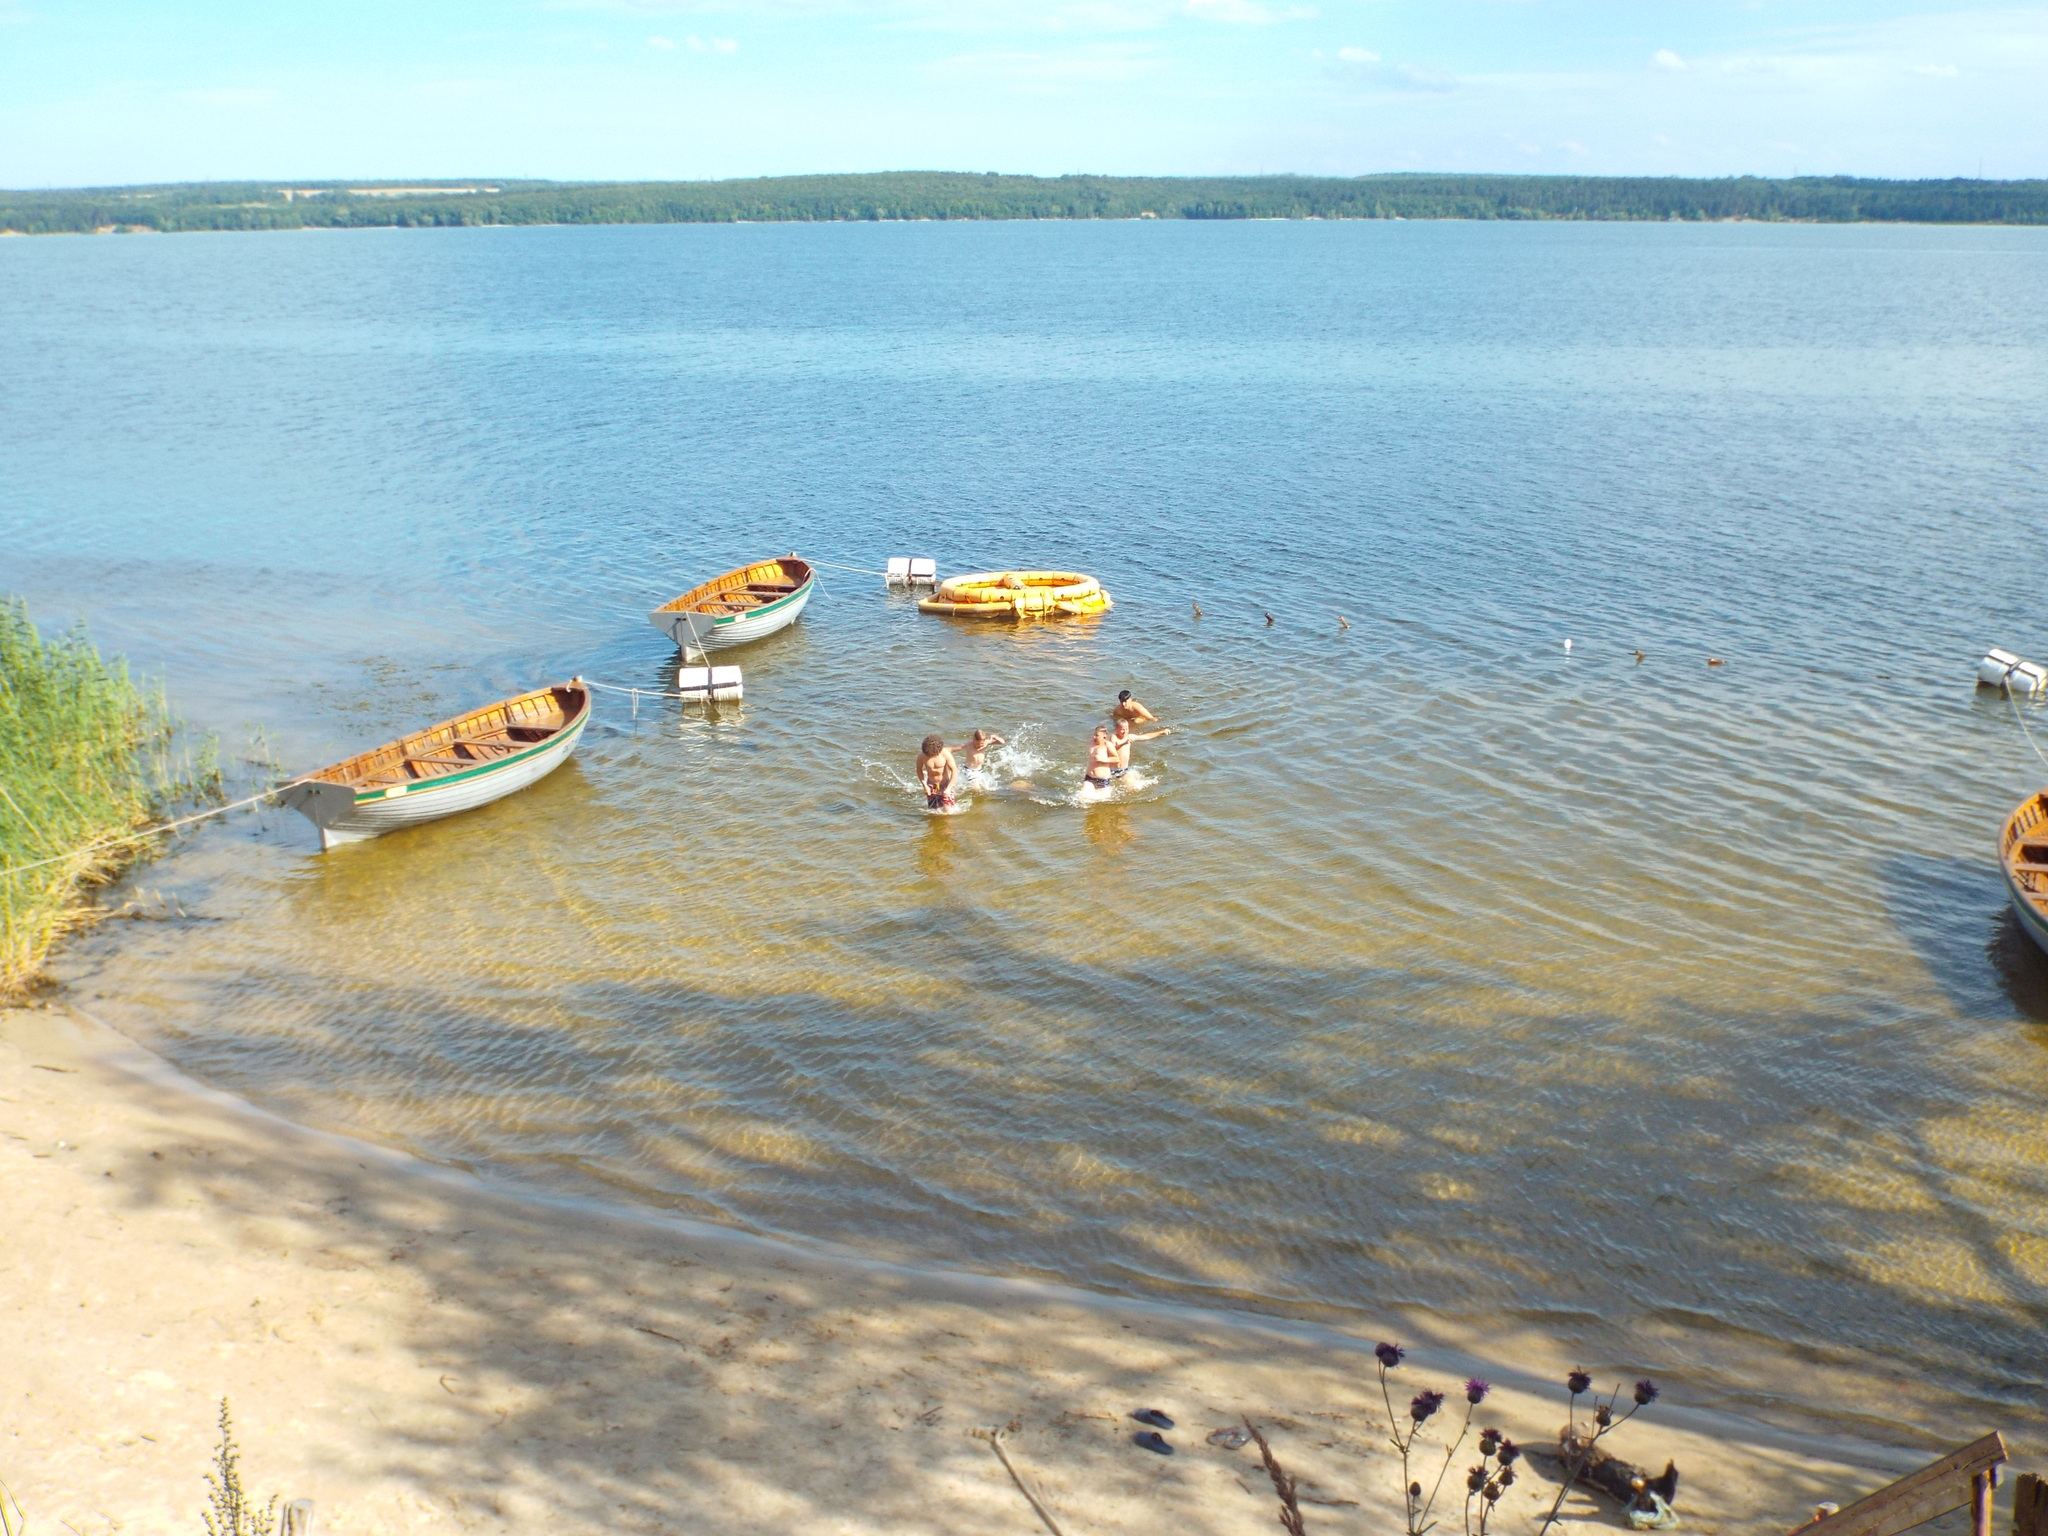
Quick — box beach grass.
[0,598,207,997]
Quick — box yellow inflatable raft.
[918,571,1114,620]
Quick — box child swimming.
[1112,689,1159,727]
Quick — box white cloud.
[686,32,739,51]
[1184,0,1315,22]
[1650,48,1686,71]
[926,42,1164,85]
[549,0,800,11]
[646,33,677,47]
[1911,62,1959,76]
[1331,47,1455,92]
[175,87,284,108]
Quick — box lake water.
[6,219,2048,1452]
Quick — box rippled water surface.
[7,220,2048,1447]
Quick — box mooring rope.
[584,677,736,704]
[807,559,892,578]
[2,671,736,879]
[2008,686,2048,774]
[0,784,280,880]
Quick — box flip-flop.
[1132,1409,1176,1430]
[1207,1426,1252,1450]
[1133,1430,1173,1455]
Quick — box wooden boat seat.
[374,730,557,781]
[745,582,796,593]
[406,739,525,767]
[2018,843,2048,865]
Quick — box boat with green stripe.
[649,554,815,655]
[278,680,590,850]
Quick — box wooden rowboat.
[2000,790,2048,957]
[649,555,814,655]
[278,681,590,851]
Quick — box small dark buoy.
[1707,657,1725,667]
[1133,1430,1173,1456]
[1338,615,1349,630]
[1132,1408,1176,1429]
[1264,612,1275,627]
[1633,650,1645,664]
[1192,602,1203,620]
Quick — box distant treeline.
[5,172,2048,234]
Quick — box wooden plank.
[2014,1473,2047,1536]
[1789,1434,2006,1536]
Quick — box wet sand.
[1,1004,1957,1536]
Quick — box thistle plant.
[202,1399,277,1536]
[1375,1343,1490,1536]
[1463,1426,1521,1536]
[1236,1351,1662,1536]
[1534,1370,1659,1536]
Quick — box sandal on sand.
[1133,1430,1174,1455]
[1132,1409,1176,1430]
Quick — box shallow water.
[6,219,2048,1448]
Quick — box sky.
[0,1,2042,187]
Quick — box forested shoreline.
[4,171,2047,234]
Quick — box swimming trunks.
[1110,767,1128,779]
[1083,775,1112,789]
[927,792,955,810]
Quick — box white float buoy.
[886,558,939,587]
[1978,648,2047,695]
[676,665,743,702]
[1563,638,1573,653]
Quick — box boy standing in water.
[1082,727,1119,793]
[916,733,959,812]
[1109,716,1171,778]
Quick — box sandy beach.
[2,1003,1973,1536]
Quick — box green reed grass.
[0,598,210,998]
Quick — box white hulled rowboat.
[2001,790,2048,957]
[649,555,814,656]
[278,681,591,851]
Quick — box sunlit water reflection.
[5,219,2047,1449]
